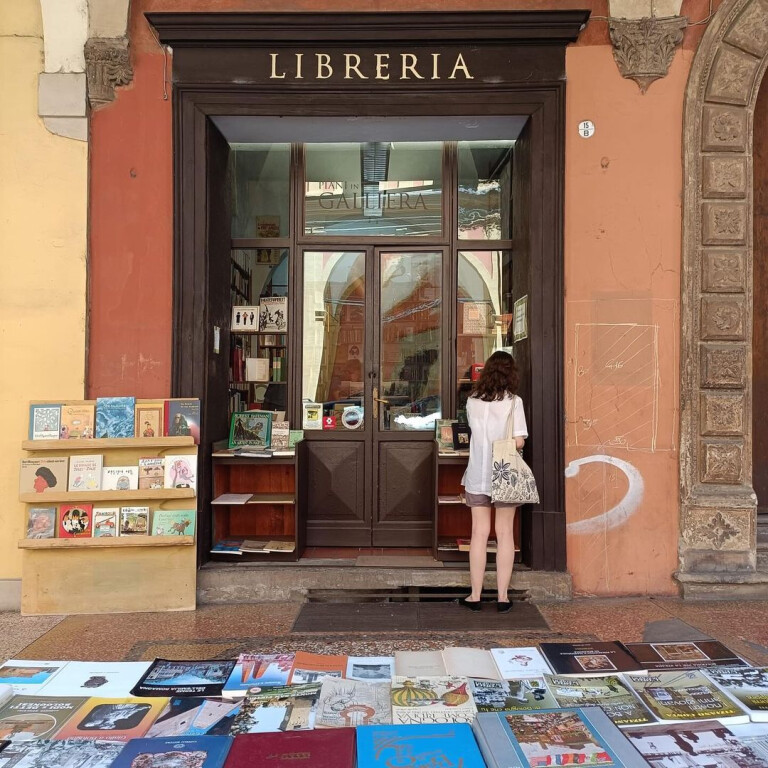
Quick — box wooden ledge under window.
[18,536,195,550]
[22,437,196,451]
[20,489,196,503]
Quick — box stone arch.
[678,0,768,596]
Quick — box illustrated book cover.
[545,674,656,727]
[146,697,241,738]
[625,670,750,724]
[472,707,650,768]
[391,676,477,725]
[230,683,322,733]
[491,647,553,679]
[451,422,471,451]
[288,430,303,448]
[54,696,167,741]
[119,506,148,535]
[92,508,118,537]
[67,454,103,492]
[131,660,237,699]
[258,296,288,332]
[101,466,138,491]
[19,457,68,495]
[231,306,260,332]
[245,357,270,382]
[288,652,346,685]
[0,695,86,741]
[163,454,197,491]
[624,640,749,671]
[346,656,394,682]
[95,396,135,439]
[28,404,61,441]
[0,738,125,768]
[539,641,645,677]
[59,404,94,439]
[315,677,391,728]
[135,401,165,438]
[469,678,559,713]
[270,421,290,451]
[108,735,232,768]
[151,509,196,537]
[228,411,272,449]
[58,504,92,538]
[165,398,201,443]
[25,508,55,539]
[0,661,67,696]
[704,666,768,722]
[35,661,151,699]
[137,457,164,490]
[434,419,456,452]
[357,723,485,768]
[222,654,295,698]
[302,403,322,431]
[226,729,355,768]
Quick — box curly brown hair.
[470,350,519,402]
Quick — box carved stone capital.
[85,37,133,109]
[608,16,687,93]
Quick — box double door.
[300,247,448,546]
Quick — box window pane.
[458,141,513,240]
[304,142,443,237]
[231,144,291,238]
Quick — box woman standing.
[460,351,527,613]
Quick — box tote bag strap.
[504,395,518,442]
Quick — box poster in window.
[513,295,528,342]
[463,302,491,335]
[258,297,288,333]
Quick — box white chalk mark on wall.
[565,454,644,534]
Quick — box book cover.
[288,652,346,685]
[34,661,151,699]
[119,506,149,535]
[624,640,749,671]
[138,457,165,490]
[315,677,391,728]
[0,738,124,767]
[357,723,485,768]
[231,306,260,332]
[25,507,56,539]
[391,676,477,725]
[108,735,232,768]
[258,296,288,332]
[442,647,501,680]
[67,454,103,491]
[151,509,196,536]
[271,421,290,451]
[54,696,167,741]
[101,466,139,491]
[451,422,471,451]
[0,695,86,740]
[545,674,656,727]
[146,697,240,738]
[263,540,295,553]
[19,457,68,495]
[472,707,650,768]
[223,654,295,698]
[229,411,272,450]
[210,540,244,555]
[95,396,136,439]
[163,454,197,491]
[135,401,165,438]
[288,430,303,448]
[302,403,322,431]
[131,660,237,698]
[625,670,750,724]
[58,504,92,538]
[165,399,201,444]
[491,647,553,680]
[704,666,768,722]
[226,729,355,768]
[0,661,67,695]
[28,404,61,441]
[92,508,119,537]
[470,678,559,713]
[539,641,645,677]
[346,656,394,682]
[245,358,270,382]
[434,419,456,452]
[394,651,446,678]
[230,684,322,733]
[59,404,94,439]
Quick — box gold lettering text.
[375,53,390,80]
[432,53,440,80]
[344,53,368,80]
[316,53,332,79]
[448,52,473,80]
[401,53,424,80]
[296,52,304,79]
[269,53,286,79]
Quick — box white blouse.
[461,394,528,496]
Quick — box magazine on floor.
[0,738,125,768]
[54,697,168,741]
[391,676,477,725]
[230,684,322,733]
[539,642,645,677]
[345,656,394,682]
[287,652,346,685]
[704,666,768,722]
[0,661,68,696]
[31,661,150,699]
[222,654,295,697]
[131,659,237,698]
[108,735,233,768]
[469,677,559,713]
[145,697,241,737]
[490,647,553,679]
[0,696,86,741]
[624,640,749,671]
[315,677,391,728]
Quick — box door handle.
[372,386,389,419]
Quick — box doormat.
[291,600,549,633]
[355,556,443,568]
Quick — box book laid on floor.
[315,677,391,728]
[357,723,486,768]
[346,656,394,682]
[729,722,768,762]
[391,676,477,725]
[288,652,346,684]
[31,661,151,699]
[54,696,168,741]
[469,677,559,712]
[704,666,768,722]
[491,647,553,679]
[230,683,323,733]
[545,674,656,727]
[0,695,86,740]
[539,641,645,677]
[95,396,136,438]
[146,697,241,737]
[624,670,750,724]
[0,660,68,695]
[222,654,296,697]
[472,707,651,768]
[109,735,233,768]
[0,738,125,768]
[624,640,749,671]
[226,729,356,768]
[394,648,503,680]
[131,659,237,698]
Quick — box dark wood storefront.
[149,11,588,571]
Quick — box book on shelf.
[239,540,268,553]
[210,539,244,555]
[704,666,768,722]
[164,454,197,491]
[28,404,61,441]
[435,418,456,452]
[92,507,119,537]
[451,422,471,450]
[245,357,270,382]
[95,396,136,439]
[288,652,347,685]
[109,735,232,768]
[19,457,69,495]
[55,696,168,741]
[131,659,237,699]
[222,653,296,697]
[138,457,164,490]
[258,296,288,333]
[231,305,260,332]
[67,454,103,492]
[271,420,290,451]
[0,695,86,741]
[233,447,273,458]
[469,677,559,713]
[288,430,304,448]
[135,401,165,438]
[391,676,476,725]
[58,504,93,538]
[101,466,139,491]
[164,398,201,444]
[457,537,497,552]
[315,677,392,727]
[302,403,323,430]
[624,640,749,671]
[263,540,295,553]
[490,647,554,679]
[226,729,355,768]
[0,660,66,696]
[231,683,322,733]
[120,506,149,535]
[145,697,240,738]
[473,707,650,768]
[151,509,196,537]
[59,404,94,439]
[229,410,272,450]
[539,641,645,677]
[34,661,151,699]
[212,494,253,505]
[25,507,56,539]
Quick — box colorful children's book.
[704,666,768,722]
[101,466,139,491]
[58,504,92,538]
[28,404,61,441]
[54,696,168,741]
[92,508,119,537]
[227,729,355,768]
[67,454,103,491]
[19,457,68,495]
[33,661,151,699]
[230,684,322,733]
[491,647,553,679]
[0,695,86,740]
[135,401,165,438]
[119,506,149,535]
[131,659,237,698]
[95,396,136,438]
[229,411,272,449]
[164,454,197,490]
[108,735,232,768]
[210,539,244,555]
[165,398,201,443]
[138,457,164,490]
[315,677,391,728]
[151,509,196,536]
[391,676,477,725]
[25,507,56,539]
[469,677,559,713]
[288,652,346,685]
[539,641,645,677]
[0,738,124,767]
[146,697,241,737]
[624,640,749,671]
[0,661,67,695]
[223,654,295,698]
[59,404,95,439]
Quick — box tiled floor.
[7,597,768,666]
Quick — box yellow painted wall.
[0,0,87,583]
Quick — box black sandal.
[459,597,482,612]
[497,601,513,613]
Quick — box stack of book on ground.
[0,638,767,766]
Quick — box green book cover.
[151,509,196,537]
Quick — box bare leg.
[467,506,492,601]
[494,505,517,603]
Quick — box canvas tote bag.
[490,396,540,505]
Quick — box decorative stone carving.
[701,392,745,435]
[84,37,133,109]
[702,202,748,245]
[706,46,760,105]
[701,105,748,152]
[724,0,768,57]
[683,508,752,550]
[701,296,746,340]
[702,157,748,198]
[701,250,746,292]
[608,16,687,93]
[700,344,747,388]
[700,441,743,484]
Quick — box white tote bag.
[490,396,539,505]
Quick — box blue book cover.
[95,397,136,438]
[109,736,232,768]
[356,723,485,768]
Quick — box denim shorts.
[463,491,517,509]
